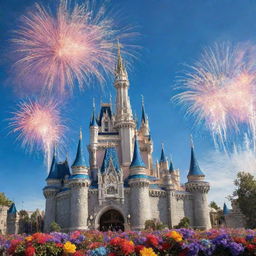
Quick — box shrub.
[49,221,61,232]
[174,217,190,228]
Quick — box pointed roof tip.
[159,144,167,163]
[90,108,98,127]
[8,203,17,214]
[141,95,147,124]
[223,203,230,215]
[169,159,174,172]
[188,145,205,176]
[72,130,87,168]
[115,40,127,76]
[130,137,146,168]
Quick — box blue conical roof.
[141,104,146,123]
[130,138,146,168]
[169,160,174,173]
[46,148,59,180]
[101,147,121,173]
[8,203,17,214]
[90,109,98,127]
[72,130,87,168]
[188,146,205,176]
[160,146,167,163]
[223,203,230,215]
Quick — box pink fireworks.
[174,43,256,150]
[9,99,66,169]
[12,0,131,93]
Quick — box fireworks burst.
[174,43,256,151]
[11,0,134,93]
[9,99,66,170]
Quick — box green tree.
[50,221,61,232]
[209,201,221,211]
[232,172,256,228]
[174,217,190,228]
[0,192,12,206]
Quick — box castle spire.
[115,40,127,78]
[141,95,146,123]
[90,99,98,127]
[169,158,174,173]
[8,203,17,214]
[188,137,204,176]
[130,136,146,168]
[223,203,230,215]
[160,143,167,163]
[46,146,59,180]
[72,128,87,168]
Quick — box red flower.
[146,234,159,247]
[7,239,21,254]
[162,242,171,250]
[56,243,63,248]
[110,237,122,247]
[135,245,145,254]
[73,250,84,256]
[70,231,81,240]
[25,246,36,256]
[247,244,256,251]
[108,253,116,256]
[88,242,104,249]
[120,240,134,255]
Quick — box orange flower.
[166,231,183,242]
[140,247,157,256]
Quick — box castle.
[41,46,211,232]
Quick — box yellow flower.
[63,241,76,254]
[25,236,33,242]
[140,247,157,256]
[166,231,183,242]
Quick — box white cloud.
[201,147,256,208]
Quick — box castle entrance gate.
[99,209,124,231]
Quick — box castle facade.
[43,47,211,232]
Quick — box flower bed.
[0,229,255,256]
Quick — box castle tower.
[69,130,90,231]
[159,144,168,176]
[114,43,135,166]
[185,142,211,229]
[129,137,151,230]
[140,97,150,136]
[162,158,176,228]
[43,148,60,232]
[7,203,19,234]
[89,103,99,182]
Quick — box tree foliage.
[209,201,221,211]
[0,192,12,206]
[174,217,190,229]
[144,219,167,230]
[233,172,256,228]
[50,221,61,232]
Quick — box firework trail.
[9,99,66,171]
[11,0,135,94]
[174,43,256,151]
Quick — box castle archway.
[99,209,124,231]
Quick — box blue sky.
[1,0,256,211]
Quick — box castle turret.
[185,142,211,229]
[159,144,168,175]
[89,103,99,182]
[69,129,90,231]
[114,42,135,166]
[7,203,19,234]
[128,138,151,230]
[140,97,150,136]
[43,148,60,232]
[162,160,176,228]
